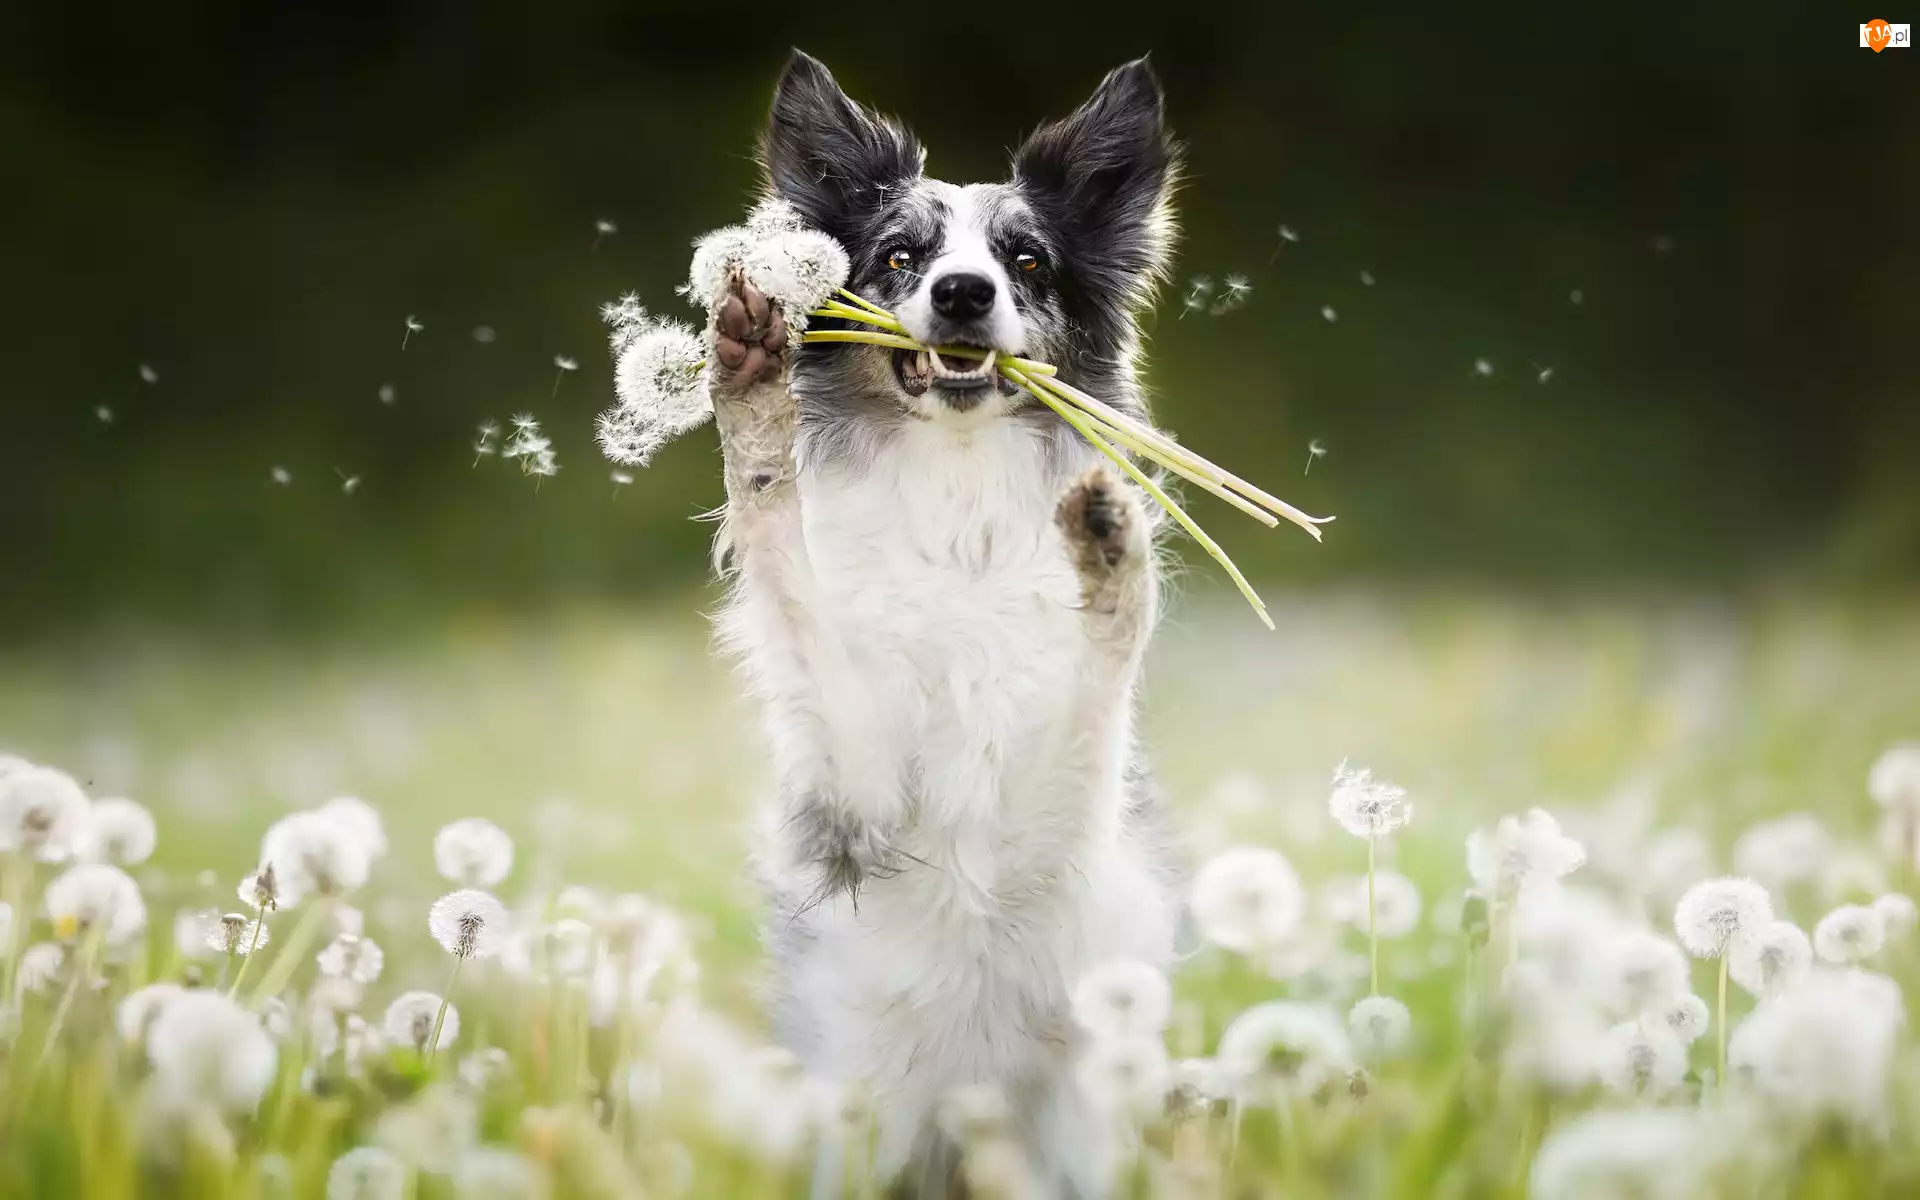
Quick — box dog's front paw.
[1057,466,1146,583]
[710,273,789,400]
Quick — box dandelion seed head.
[1873,892,1916,937]
[1594,930,1690,1016]
[84,796,157,865]
[744,228,851,323]
[321,795,388,859]
[1869,743,1920,814]
[600,317,710,467]
[316,932,385,984]
[1216,1000,1353,1098]
[1530,1108,1701,1200]
[19,942,63,991]
[1070,959,1173,1042]
[147,990,279,1113]
[1813,903,1885,964]
[1732,812,1830,890]
[1467,808,1586,899]
[1730,967,1905,1127]
[1074,1035,1171,1119]
[45,862,146,945]
[1328,760,1412,838]
[1653,992,1710,1044]
[684,223,759,310]
[260,810,373,903]
[1729,919,1812,997]
[1674,876,1773,959]
[116,982,185,1045]
[1347,995,1412,1060]
[429,888,510,959]
[327,1145,408,1200]
[172,907,218,959]
[747,196,805,235]
[433,818,514,888]
[208,913,269,955]
[1597,1020,1686,1099]
[1190,846,1305,954]
[451,1147,546,1200]
[385,990,457,1054]
[0,763,93,862]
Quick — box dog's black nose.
[930,272,996,321]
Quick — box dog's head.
[762,51,1179,455]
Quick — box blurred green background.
[3,3,1916,635]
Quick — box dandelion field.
[4,592,1920,1198]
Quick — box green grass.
[2,590,1919,1197]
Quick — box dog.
[705,50,1184,1197]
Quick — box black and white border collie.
[706,50,1184,1197]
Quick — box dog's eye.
[1014,251,1042,273]
[886,249,915,271]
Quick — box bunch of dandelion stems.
[801,290,1334,629]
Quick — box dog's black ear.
[762,51,923,239]
[1014,58,1179,301]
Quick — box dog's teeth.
[914,351,929,375]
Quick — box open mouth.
[892,346,1018,408]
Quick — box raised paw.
[1057,466,1144,578]
[710,273,789,398]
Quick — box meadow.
[4,590,1919,1197]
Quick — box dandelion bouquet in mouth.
[594,200,1332,628]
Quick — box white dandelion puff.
[1869,743,1920,814]
[451,1147,546,1200]
[173,908,219,959]
[208,913,269,956]
[147,990,279,1113]
[1347,995,1412,1060]
[747,196,805,235]
[239,863,282,911]
[45,862,146,946]
[429,889,510,959]
[598,317,712,467]
[326,1146,407,1200]
[1070,959,1173,1043]
[1531,1108,1700,1200]
[1732,813,1830,890]
[1674,877,1772,959]
[116,982,185,1045]
[1652,992,1710,1044]
[1328,760,1412,838]
[1873,892,1917,938]
[1467,808,1586,899]
[83,797,156,865]
[320,795,388,859]
[1074,1036,1171,1120]
[1594,930,1690,1016]
[19,942,63,991]
[1813,904,1885,964]
[0,763,93,862]
[1190,846,1305,954]
[1729,919,1813,997]
[683,222,759,311]
[743,227,851,323]
[1730,966,1906,1127]
[1596,1021,1686,1099]
[432,818,514,888]
[385,991,458,1054]
[316,932,384,984]
[1216,1001,1353,1099]
[260,810,373,903]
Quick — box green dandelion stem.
[1717,954,1729,1085]
[248,898,333,1007]
[1072,404,1280,527]
[1368,834,1380,997]
[225,911,270,998]
[1004,362,1275,629]
[29,919,110,1097]
[427,954,467,1063]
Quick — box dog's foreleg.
[1055,465,1157,685]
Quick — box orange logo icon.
[1865,18,1894,50]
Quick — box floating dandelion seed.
[1320,305,1338,323]
[259,809,374,903]
[335,468,361,496]
[1569,288,1585,305]
[609,469,633,500]
[551,354,579,398]
[270,465,292,486]
[1360,269,1376,286]
[401,315,423,350]
[1210,274,1252,315]
[1304,438,1327,476]
[502,414,558,481]
[1534,363,1554,384]
[1269,223,1300,263]
[471,325,496,344]
[593,218,618,248]
[138,363,159,385]
[95,405,113,424]
[1180,275,1214,318]
[377,383,396,406]
[472,420,499,466]
[1473,358,1494,377]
